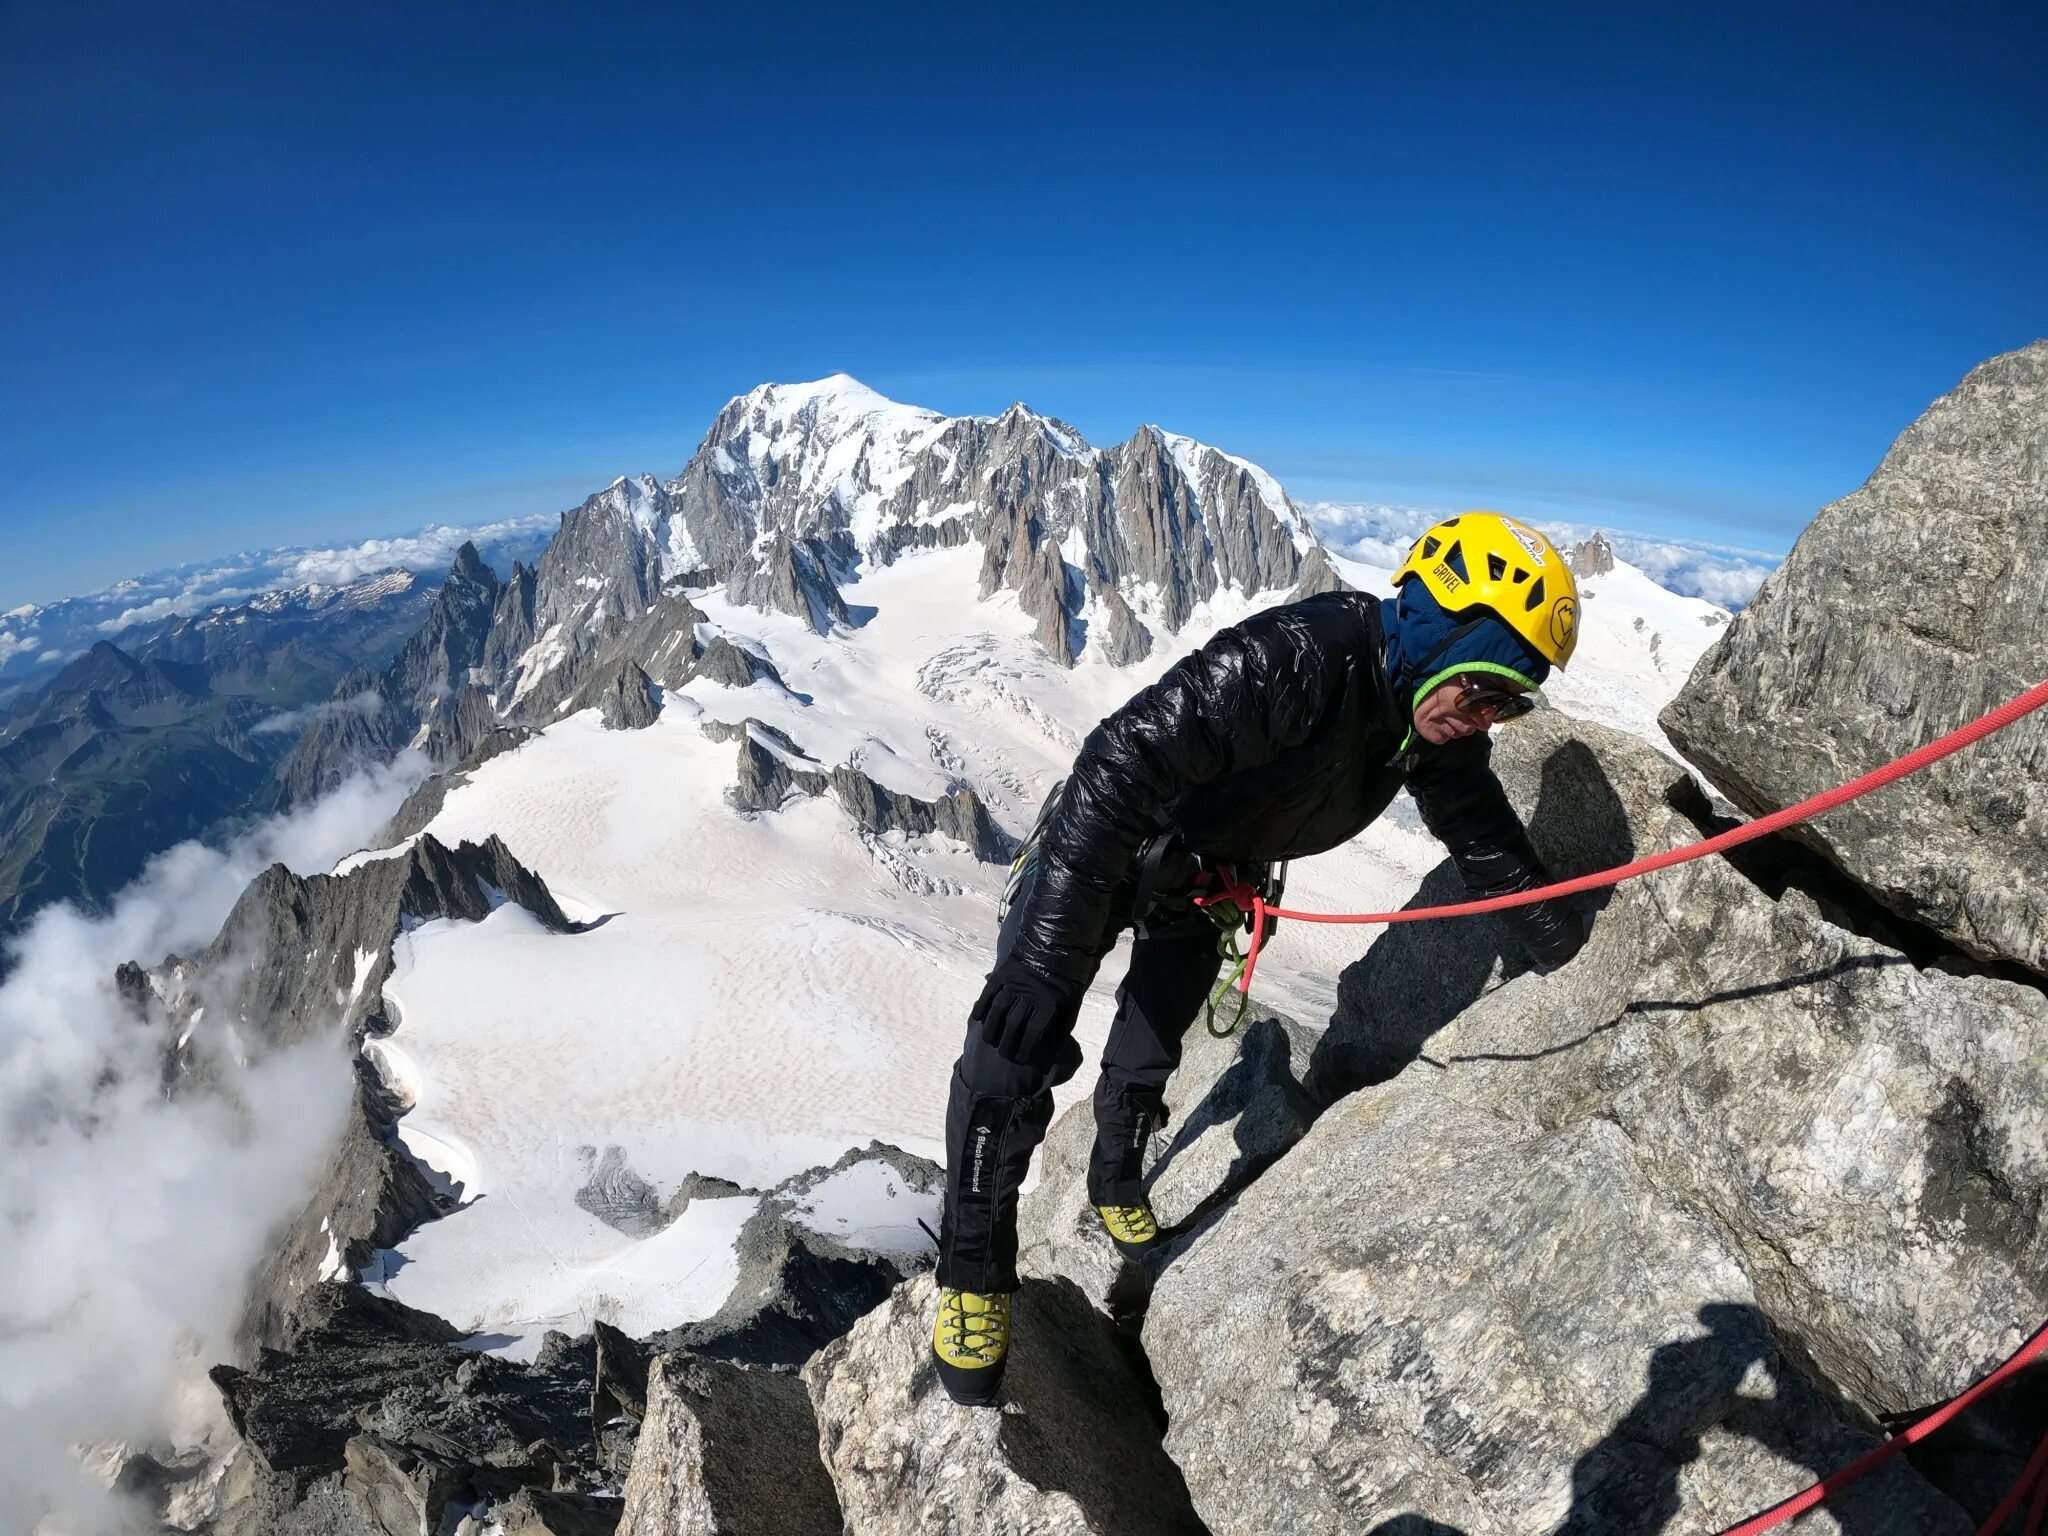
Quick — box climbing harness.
[1199,860,1285,1036]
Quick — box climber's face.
[1412,674,1533,745]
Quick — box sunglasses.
[1453,676,1539,724]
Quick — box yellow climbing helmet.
[1392,511,1581,668]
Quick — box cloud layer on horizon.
[0,515,556,683]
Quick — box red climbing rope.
[1190,677,2048,1529]
[1711,1319,2048,1535]
[1197,677,2048,1008]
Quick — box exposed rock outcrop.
[1289,541,1352,598]
[617,1352,841,1535]
[151,832,572,1354]
[1146,1088,1968,1535]
[1134,709,2041,1529]
[1092,579,1153,666]
[652,1143,940,1368]
[596,658,660,729]
[1018,1008,1318,1314]
[726,532,853,634]
[696,633,776,688]
[804,1274,1205,1536]
[1662,341,2048,974]
[1568,530,1617,575]
[729,732,1014,861]
[204,1285,615,1535]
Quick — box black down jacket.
[1008,590,1585,981]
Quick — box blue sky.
[2,1,2042,608]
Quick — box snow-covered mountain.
[515,375,1325,684]
[237,377,1740,1357]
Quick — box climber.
[931,511,1597,1406]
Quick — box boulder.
[1143,1086,1969,1535]
[617,1352,841,1535]
[1228,710,2046,1525]
[1018,1007,1318,1313]
[803,1273,1205,1536]
[1661,341,2048,974]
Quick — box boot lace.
[939,1290,1010,1365]
[1098,1204,1160,1244]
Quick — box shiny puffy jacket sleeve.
[1405,734,1587,967]
[1007,607,1340,983]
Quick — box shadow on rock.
[996,1276,1208,1536]
[1147,1013,1316,1241]
[1308,741,1636,1106]
[1558,1303,1953,1536]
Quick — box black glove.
[971,959,1081,1064]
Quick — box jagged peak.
[446,540,491,581]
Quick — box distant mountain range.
[0,515,556,697]
[0,376,1744,950]
[0,573,439,939]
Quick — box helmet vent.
[1421,535,1442,559]
[1525,576,1547,611]
[1512,567,1530,584]
[1442,516,1462,527]
[1444,542,1468,580]
[1486,552,1508,581]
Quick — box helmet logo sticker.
[1432,559,1465,592]
[1551,596,1578,649]
[1507,522,1550,563]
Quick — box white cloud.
[96,584,270,634]
[249,688,386,736]
[0,512,556,654]
[0,754,428,1531]
[280,515,556,588]
[0,631,39,667]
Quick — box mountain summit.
[512,375,1323,697]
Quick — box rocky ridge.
[278,542,506,807]
[1663,340,2048,975]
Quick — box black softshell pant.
[936,854,1224,1295]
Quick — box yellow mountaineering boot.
[932,1287,1012,1406]
[1094,1202,1162,1260]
